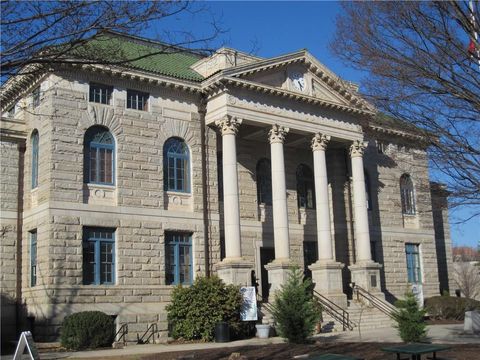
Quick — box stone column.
[265,124,291,294]
[214,115,253,285]
[308,133,346,306]
[348,140,382,294]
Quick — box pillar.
[265,124,292,294]
[348,140,382,294]
[308,133,346,306]
[214,115,253,285]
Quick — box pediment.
[221,51,371,112]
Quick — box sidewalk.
[6,324,480,360]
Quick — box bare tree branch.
[331,1,480,220]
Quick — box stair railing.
[137,323,157,344]
[114,323,128,345]
[350,283,397,319]
[312,290,355,331]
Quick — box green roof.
[70,33,205,82]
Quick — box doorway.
[260,247,275,301]
[303,241,318,280]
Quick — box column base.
[309,260,347,308]
[264,260,292,295]
[215,259,254,286]
[348,261,383,296]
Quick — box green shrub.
[166,276,244,341]
[393,291,427,342]
[60,311,114,350]
[424,296,480,320]
[271,267,320,343]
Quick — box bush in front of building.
[166,276,244,341]
[393,291,427,342]
[425,295,480,320]
[271,267,320,343]
[60,311,115,350]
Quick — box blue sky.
[149,1,478,248]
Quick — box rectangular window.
[89,83,113,105]
[405,243,421,284]
[83,228,115,285]
[126,89,149,111]
[30,230,37,287]
[32,87,40,108]
[165,232,192,285]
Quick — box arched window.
[400,174,415,215]
[256,158,272,205]
[84,126,115,185]
[296,164,315,209]
[31,130,39,189]
[164,137,189,192]
[365,170,372,210]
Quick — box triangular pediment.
[219,51,372,112]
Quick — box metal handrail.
[313,290,355,331]
[351,284,397,319]
[114,323,128,345]
[137,323,157,344]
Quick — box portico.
[209,99,382,303]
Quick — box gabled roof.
[69,32,206,82]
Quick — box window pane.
[99,148,106,182]
[100,242,113,283]
[90,149,97,182]
[166,243,175,285]
[105,149,113,183]
[83,241,96,284]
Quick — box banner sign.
[240,286,258,321]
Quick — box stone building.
[0,31,454,343]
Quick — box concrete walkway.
[6,324,480,360]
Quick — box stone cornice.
[204,77,374,116]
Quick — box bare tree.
[331,1,480,219]
[0,1,221,78]
[454,261,480,300]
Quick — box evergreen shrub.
[60,311,114,350]
[425,296,480,320]
[271,267,320,343]
[393,291,427,342]
[166,276,244,341]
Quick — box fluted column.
[349,140,372,263]
[311,133,334,261]
[268,124,290,261]
[214,115,253,286]
[216,115,242,259]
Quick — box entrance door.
[260,247,275,301]
[303,241,318,280]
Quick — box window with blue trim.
[405,243,421,284]
[165,232,192,285]
[30,230,37,287]
[296,164,315,209]
[256,158,272,205]
[164,137,189,192]
[84,126,115,185]
[31,130,39,189]
[83,227,115,285]
[400,174,415,215]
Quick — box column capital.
[215,115,242,136]
[268,124,289,144]
[349,140,368,158]
[311,133,331,152]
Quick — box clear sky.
[149,1,478,249]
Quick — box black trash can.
[214,321,230,343]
